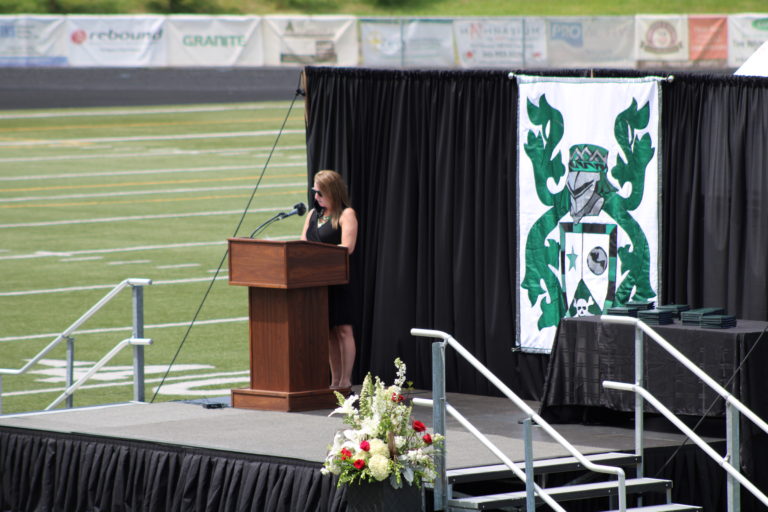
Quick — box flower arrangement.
[321,358,444,489]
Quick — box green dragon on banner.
[521,94,656,330]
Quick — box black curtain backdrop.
[304,67,768,398]
[303,68,768,502]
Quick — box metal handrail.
[412,397,566,512]
[411,328,627,512]
[46,337,152,410]
[603,381,768,508]
[0,278,152,414]
[601,315,768,435]
[601,314,768,512]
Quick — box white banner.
[262,16,357,66]
[0,15,67,66]
[635,15,688,65]
[67,16,166,67]
[165,16,263,67]
[360,19,403,67]
[402,19,455,67]
[360,18,455,67]
[547,16,635,68]
[516,76,661,352]
[454,18,546,68]
[728,14,768,68]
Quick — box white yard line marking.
[0,235,298,260]
[0,161,306,182]
[156,263,200,269]
[0,103,300,120]
[0,145,306,165]
[60,256,103,262]
[107,260,151,266]
[0,317,248,342]
[0,129,304,147]
[0,206,280,229]
[3,370,250,397]
[0,241,226,260]
[0,181,305,204]
[0,276,228,297]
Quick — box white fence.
[0,13,766,69]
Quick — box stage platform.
[0,390,725,511]
[0,390,709,469]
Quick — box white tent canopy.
[735,40,768,77]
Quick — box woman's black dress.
[305,209,354,327]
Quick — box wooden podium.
[228,238,349,412]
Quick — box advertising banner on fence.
[0,16,67,66]
[546,16,634,68]
[454,18,546,68]
[516,75,660,353]
[635,15,688,67]
[402,19,454,67]
[688,15,727,67]
[728,14,768,68]
[262,16,357,66]
[360,19,455,67]
[360,19,403,67]
[166,16,263,67]
[67,16,166,67]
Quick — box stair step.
[600,505,702,512]
[447,477,672,510]
[447,451,641,484]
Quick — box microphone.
[279,202,307,219]
[249,202,307,238]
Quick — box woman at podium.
[301,170,359,391]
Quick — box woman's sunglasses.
[311,188,323,197]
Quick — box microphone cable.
[150,82,306,403]
[652,322,768,477]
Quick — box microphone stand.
[249,212,286,239]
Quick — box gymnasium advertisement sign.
[546,16,634,68]
[165,16,263,67]
[0,16,67,66]
[516,76,661,352]
[262,16,357,66]
[454,18,546,68]
[67,16,166,67]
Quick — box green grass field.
[0,101,310,414]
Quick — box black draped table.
[539,316,768,422]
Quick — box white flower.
[394,436,406,449]
[329,393,359,417]
[368,454,391,481]
[368,438,389,458]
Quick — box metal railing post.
[132,283,145,403]
[727,403,741,512]
[523,417,535,512]
[66,336,75,409]
[432,339,447,510]
[634,325,644,479]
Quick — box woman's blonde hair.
[314,170,351,229]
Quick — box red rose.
[398,394,405,402]
[412,420,426,432]
[353,459,366,470]
[360,440,370,451]
[340,448,352,460]
[422,433,432,444]
[391,393,398,402]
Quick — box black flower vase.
[344,480,422,512]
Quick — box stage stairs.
[411,326,704,512]
[443,451,700,511]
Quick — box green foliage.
[145,0,232,14]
